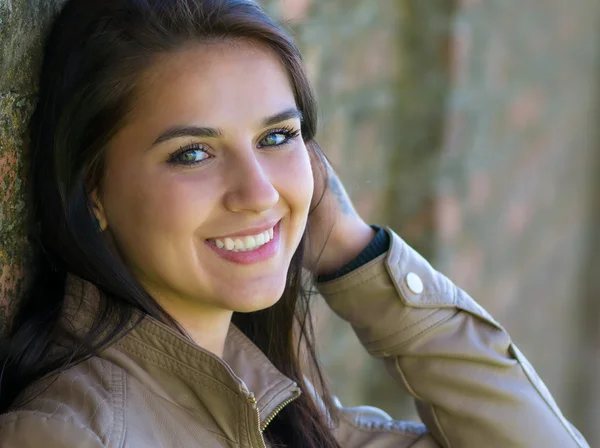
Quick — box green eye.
[179,149,208,163]
[261,133,287,146]
[169,144,211,166]
[258,127,301,148]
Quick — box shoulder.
[0,410,106,447]
[0,356,125,448]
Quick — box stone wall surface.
[1,0,599,444]
[437,1,600,443]
[0,0,67,336]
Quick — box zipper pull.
[238,380,257,408]
[238,380,250,396]
[247,392,257,409]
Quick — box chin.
[224,281,287,313]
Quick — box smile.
[210,227,274,252]
[205,221,281,265]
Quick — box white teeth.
[244,235,256,249]
[211,226,275,252]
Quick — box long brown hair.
[0,1,340,446]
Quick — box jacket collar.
[60,274,301,429]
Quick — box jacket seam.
[509,344,586,447]
[429,405,452,448]
[410,432,434,446]
[393,350,453,448]
[237,395,243,447]
[117,371,243,446]
[384,309,458,351]
[256,377,291,415]
[242,400,254,448]
[118,335,238,393]
[118,371,188,413]
[116,341,242,401]
[0,411,106,446]
[135,321,226,370]
[318,270,387,296]
[82,361,113,444]
[362,308,440,347]
[109,362,126,448]
[136,320,291,417]
[315,254,388,288]
[365,310,458,355]
[227,329,294,412]
[115,342,262,446]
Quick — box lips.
[205,221,281,265]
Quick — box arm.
[316,227,589,448]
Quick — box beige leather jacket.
[0,228,589,447]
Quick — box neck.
[148,290,233,358]
[175,307,233,358]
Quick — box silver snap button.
[405,272,424,294]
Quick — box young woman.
[0,0,589,447]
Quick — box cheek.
[273,146,314,215]
[101,162,215,244]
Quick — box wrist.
[315,220,376,277]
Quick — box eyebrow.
[261,107,303,127]
[150,107,303,147]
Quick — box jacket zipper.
[246,385,301,447]
[260,392,300,432]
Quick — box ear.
[90,188,108,232]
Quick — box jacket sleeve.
[0,412,106,448]
[315,227,589,448]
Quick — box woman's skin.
[92,40,375,357]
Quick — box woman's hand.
[306,158,376,277]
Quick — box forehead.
[129,41,297,129]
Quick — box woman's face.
[94,41,314,318]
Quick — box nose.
[223,152,279,214]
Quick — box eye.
[258,127,301,148]
[168,143,212,166]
